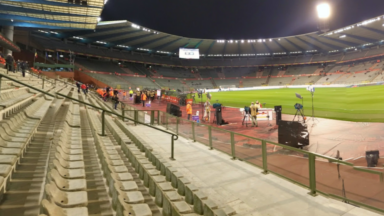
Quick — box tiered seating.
[86,108,153,216]
[315,74,343,84]
[154,79,184,90]
[292,76,321,85]
[40,101,89,215]
[215,79,239,88]
[0,96,53,202]
[242,78,267,87]
[268,77,293,86]
[184,80,214,89]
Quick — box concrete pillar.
[1,26,14,55]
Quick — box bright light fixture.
[317,3,330,19]
[97,17,101,22]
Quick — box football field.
[203,85,384,122]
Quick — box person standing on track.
[186,101,192,120]
[141,91,147,107]
[250,102,259,127]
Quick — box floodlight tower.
[317,2,331,32]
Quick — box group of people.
[138,90,157,107]
[3,53,29,77]
[96,87,135,110]
[75,81,90,95]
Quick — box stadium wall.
[74,70,109,87]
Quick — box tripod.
[293,108,306,123]
[308,91,320,124]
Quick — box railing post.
[166,114,169,130]
[134,110,138,126]
[170,135,176,160]
[261,140,269,174]
[176,118,179,135]
[122,109,125,121]
[101,110,106,136]
[150,111,154,125]
[0,76,2,96]
[208,126,212,150]
[308,153,317,196]
[230,132,235,159]
[157,110,160,125]
[42,78,45,89]
[192,121,196,142]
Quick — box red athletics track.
[120,97,384,162]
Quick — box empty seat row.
[41,101,88,216]
[86,108,152,216]
[0,96,54,203]
[113,118,236,216]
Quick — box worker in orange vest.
[186,101,192,120]
[141,92,147,107]
[122,91,127,100]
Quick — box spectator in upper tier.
[21,61,28,77]
[5,54,14,72]
[112,94,119,110]
[76,81,81,93]
[86,84,89,94]
[81,83,87,95]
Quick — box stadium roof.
[0,0,105,29]
[38,14,384,57]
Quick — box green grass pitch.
[202,85,384,122]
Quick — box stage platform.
[121,97,384,161]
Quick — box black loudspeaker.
[274,106,282,112]
[134,95,141,104]
[366,150,379,167]
[166,103,182,117]
[215,109,222,126]
[275,106,282,125]
[278,121,309,148]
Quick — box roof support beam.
[250,43,257,53]
[294,37,325,52]
[360,26,384,37]
[132,35,170,48]
[85,30,141,43]
[152,38,182,50]
[262,43,273,54]
[273,40,289,53]
[305,35,342,50]
[194,40,203,48]
[172,43,189,53]
[320,36,360,47]
[284,38,304,51]
[111,33,153,45]
[344,34,376,44]
[205,41,216,55]
[221,42,227,55]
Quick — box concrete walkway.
[126,124,382,216]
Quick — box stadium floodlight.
[317,3,330,19]
[97,17,101,22]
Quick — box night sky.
[101,0,384,39]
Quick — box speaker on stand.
[274,105,282,125]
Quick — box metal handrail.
[121,101,384,212]
[0,73,178,150]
